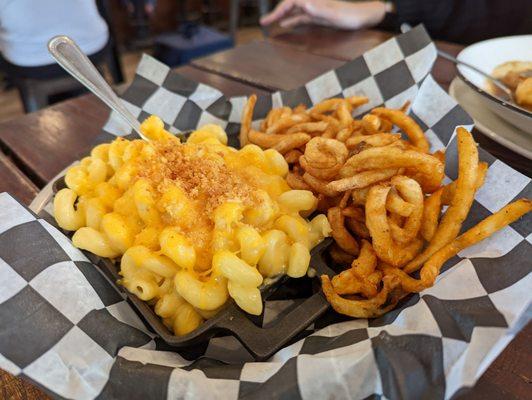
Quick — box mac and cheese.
[54,116,331,335]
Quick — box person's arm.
[260,0,387,30]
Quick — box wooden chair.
[229,0,271,40]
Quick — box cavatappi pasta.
[54,116,331,335]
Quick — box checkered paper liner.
[1,25,531,399]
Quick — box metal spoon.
[47,35,149,140]
[398,24,515,102]
[435,50,515,102]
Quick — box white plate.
[456,35,532,134]
[449,77,532,159]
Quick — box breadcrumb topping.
[137,140,254,213]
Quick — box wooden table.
[0,28,530,400]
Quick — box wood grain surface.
[192,40,344,90]
[0,26,530,400]
[455,322,532,400]
[0,152,38,205]
[0,94,109,186]
[178,65,271,97]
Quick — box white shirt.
[0,0,109,67]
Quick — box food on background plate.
[488,61,532,111]
[241,94,531,318]
[53,116,331,336]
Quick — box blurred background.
[1,0,529,124]
[0,0,267,122]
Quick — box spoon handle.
[48,35,148,140]
[436,50,511,97]
[399,23,512,100]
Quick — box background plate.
[449,77,532,160]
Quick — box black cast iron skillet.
[52,177,335,360]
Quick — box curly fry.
[337,101,353,127]
[293,104,307,113]
[332,240,378,297]
[441,162,488,205]
[279,107,292,119]
[285,121,328,135]
[342,206,364,219]
[346,133,401,149]
[332,271,380,297]
[380,118,393,132]
[300,137,348,180]
[371,108,429,153]
[433,150,445,163]
[351,187,369,206]
[365,184,423,267]
[340,147,444,193]
[419,198,532,287]
[284,149,303,164]
[385,199,532,292]
[386,190,415,217]
[321,274,400,318]
[247,129,307,149]
[388,211,404,227]
[404,128,479,273]
[346,96,369,109]
[264,108,279,127]
[335,127,352,142]
[303,172,341,197]
[378,264,424,293]
[351,240,378,277]
[311,98,345,114]
[260,118,267,131]
[272,133,311,154]
[346,217,371,239]
[266,113,310,134]
[327,207,359,255]
[300,155,341,180]
[332,270,381,298]
[361,114,382,135]
[240,95,256,146]
[264,108,283,129]
[326,168,399,192]
[310,113,341,130]
[350,119,364,135]
[322,126,337,138]
[388,176,424,244]
[338,190,352,209]
[399,100,411,113]
[420,188,443,242]
[304,137,348,169]
[286,171,311,190]
[316,193,340,212]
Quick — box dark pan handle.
[216,238,336,361]
[216,291,329,360]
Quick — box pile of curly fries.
[240,94,531,318]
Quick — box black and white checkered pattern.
[101,54,232,143]
[1,25,531,399]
